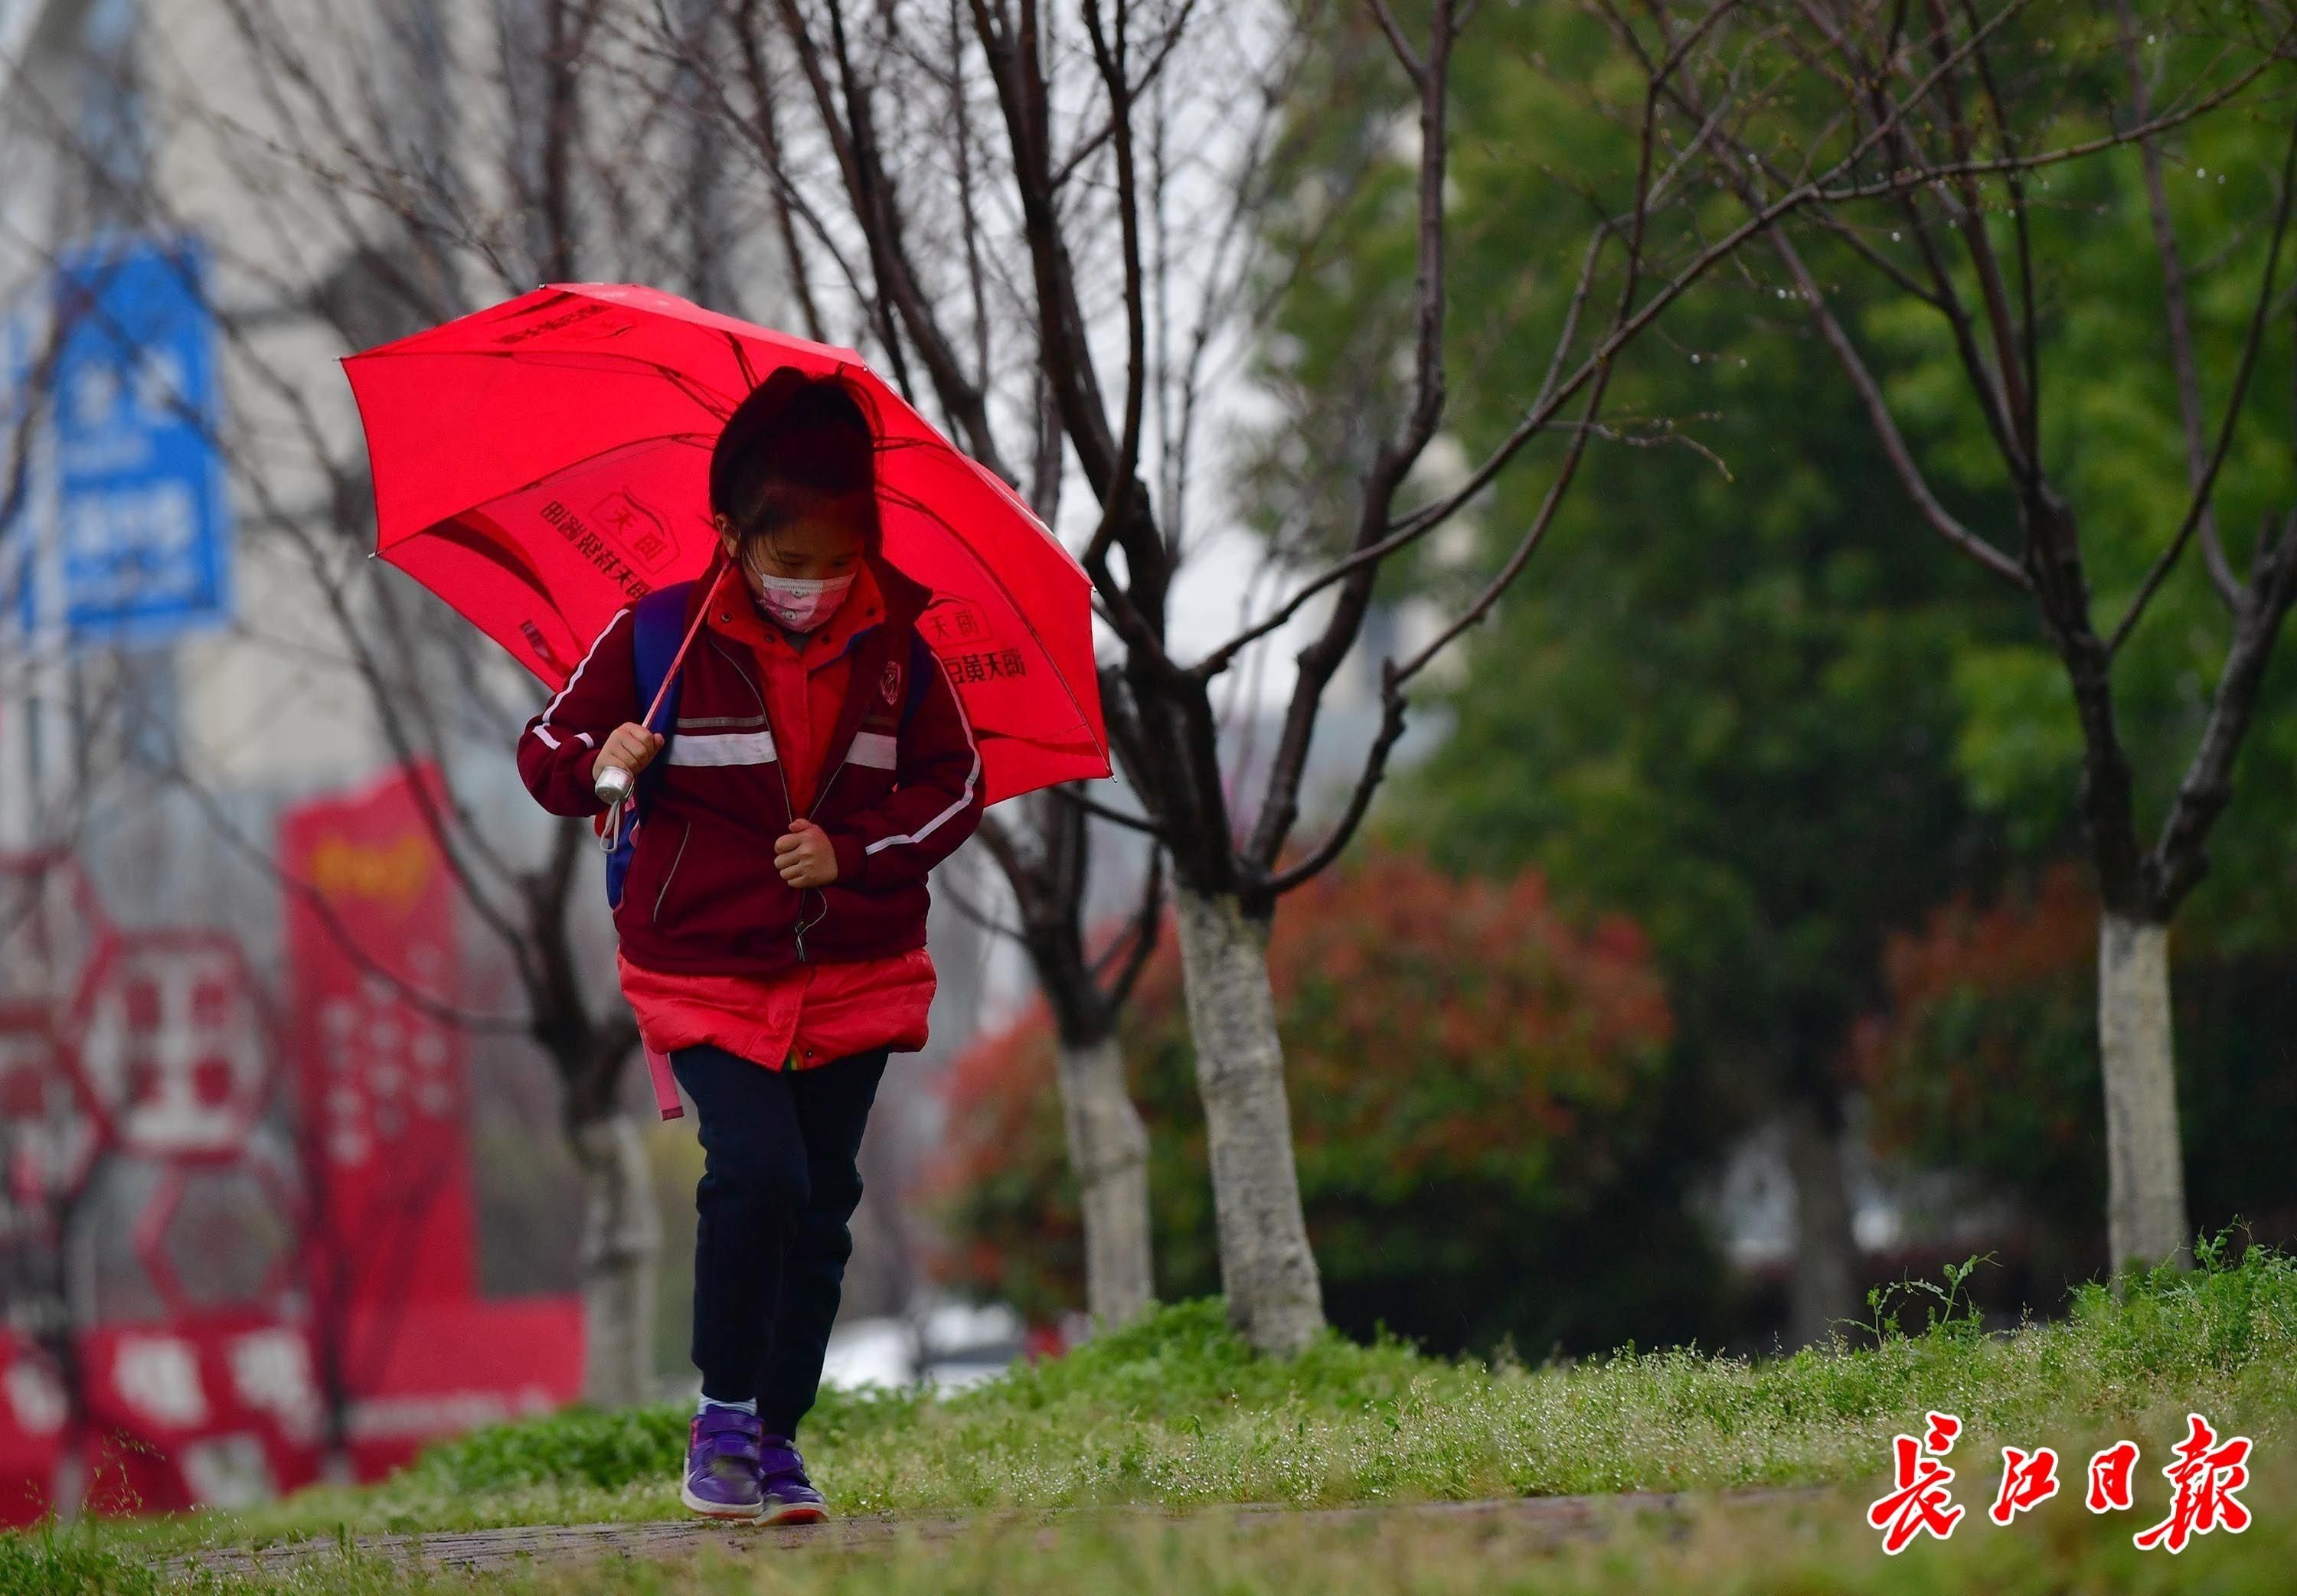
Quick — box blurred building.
[5,0,366,865]
[3,0,783,865]
[0,0,1005,1470]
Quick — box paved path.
[156,1487,1825,1581]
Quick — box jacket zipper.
[712,619,886,963]
[805,625,882,824]
[707,636,770,716]
[652,821,693,924]
[792,622,893,961]
[792,754,852,964]
[704,631,821,961]
[782,756,825,964]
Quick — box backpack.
[603,581,694,911]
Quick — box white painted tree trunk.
[1055,1033,1155,1330]
[2098,915,2191,1273]
[570,1112,661,1406]
[1171,888,1324,1355]
[1782,1096,1860,1348]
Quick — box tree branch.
[2148,508,2297,910]
[1054,782,1165,837]
[1769,229,2029,587]
[2110,114,2297,653]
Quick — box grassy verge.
[18,1471,2297,1594]
[34,1243,2297,1576]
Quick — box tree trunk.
[2097,915,2191,1273]
[570,1111,661,1406]
[1054,1031,1155,1330]
[1170,888,1323,1354]
[1782,1093,1861,1349]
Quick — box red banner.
[278,763,475,1308]
[0,1301,586,1524]
[332,1297,586,1477]
[0,804,587,1528]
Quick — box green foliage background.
[1242,0,2297,1320]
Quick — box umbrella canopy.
[342,283,1107,805]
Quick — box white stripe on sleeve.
[529,609,628,749]
[863,654,980,857]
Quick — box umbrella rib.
[727,331,761,393]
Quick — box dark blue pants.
[671,1044,888,1438]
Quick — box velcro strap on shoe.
[709,1437,761,1467]
[699,1415,762,1457]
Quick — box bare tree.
[5,0,789,1401]
[655,0,1247,1335]
[665,0,2203,1351]
[969,786,1162,1327]
[1668,0,2295,1275]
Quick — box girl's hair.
[708,368,880,551]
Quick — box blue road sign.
[43,236,232,645]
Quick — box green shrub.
[406,1402,691,1493]
[0,1526,157,1596]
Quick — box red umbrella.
[341,283,1107,805]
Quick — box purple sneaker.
[757,1434,828,1525]
[681,1406,765,1519]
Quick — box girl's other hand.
[775,818,839,889]
[593,723,665,785]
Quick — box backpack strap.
[631,583,694,744]
[605,582,694,912]
[900,631,938,731]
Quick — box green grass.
[32,1242,2297,1584]
[0,1521,162,1595]
[25,1474,2297,1594]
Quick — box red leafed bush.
[1849,864,2104,1255]
[935,849,1697,1354]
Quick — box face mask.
[743,561,855,632]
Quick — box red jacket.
[518,557,984,978]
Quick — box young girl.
[516,370,982,1523]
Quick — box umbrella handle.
[595,560,734,847]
